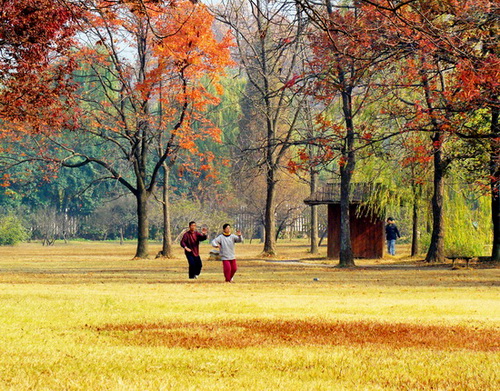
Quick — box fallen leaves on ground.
[92,319,499,351]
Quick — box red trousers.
[222,259,237,282]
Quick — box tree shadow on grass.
[0,258,498,287]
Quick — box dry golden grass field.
[0,240,498,390]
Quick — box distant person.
[180,221,208,279]
[211,223,243,282]
[385,217,401,256]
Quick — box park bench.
[448,256,474,269]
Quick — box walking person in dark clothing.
[385,217,401,256]
[180,221,208,279]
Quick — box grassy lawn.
[0,241,498,390]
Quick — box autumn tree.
[358,131,432,258]
[290,101,323,254]
[0,0,77,126]
[353,0,499,261]
[296,0,498,263]
[295,0,401,266]
[0,0,78,193]
[374,47,455,262]
[214,0,310,256]
[1,0,233,258]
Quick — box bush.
[0,216,28,245]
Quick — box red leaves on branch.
[286,160,300,174]
[361,132,373,142]
[282,74,301,90]
[0,0,79,128]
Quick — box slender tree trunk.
[160,164,173,258]
[263,168,277,255]
[425,132,445,262]
[411,181,420,257]
[325,0,355,268]
[120,227,124,245]
[420,62,446,263]
[135,189,149,259]
[318,228,327,247]
[490,106,500,262]
[338,88,355,268]
[310,169,319,254]
[339,167,354,267]
[134,20,151,260]
[261,22,277,257]
[411,199,419,257]
[491,169,499,262]
[247,225,255,244]
[275,217,286,240]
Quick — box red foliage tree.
[0,0,233,258]
[296,0,498,262]
[298,0,400,266]
[357,0,500,261]
[0,0,78,126]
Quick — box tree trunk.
[492,176,500,262]
[120,227,124,245]
[339,167,354,267]
[338,87,356,268]
[275,220,286,241]
[310,169,319,254]
[490,106,500,262]
[134,189,150,259]
[425,132,445,262]
[247,225,255,244]
[318,228,327,247]
[421,62,446,263]
[160,164,173,258]
[411,181,420,257]
[263,168,277,256]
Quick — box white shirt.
[211,233,243,260]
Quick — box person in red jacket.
[180,221,208,279]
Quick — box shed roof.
[304,183,373,205]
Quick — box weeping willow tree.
[357,154,491,260]
[350,127,432,258]
[436,183,490,259]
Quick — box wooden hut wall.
[327,204,384,259]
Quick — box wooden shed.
[304,183,384,259]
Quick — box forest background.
[0,0,498,266]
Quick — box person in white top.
[211,223,243,282]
